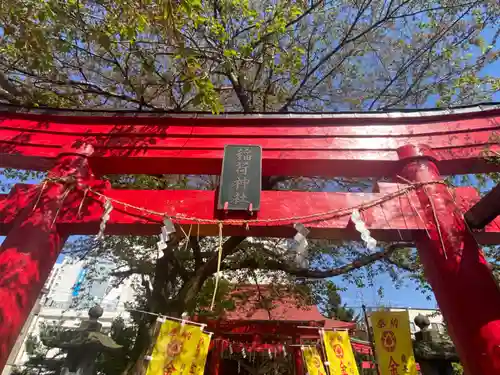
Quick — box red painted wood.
[0,146,93,370]
[1,109,499,177]
[1,115,499,136]
[294,337,305,375]
[1,128,497,154]
[397,144,500,375]
[210,340,222,375]
[1,184,499,243]
[1,143,498,177]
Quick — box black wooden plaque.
[217,145,262,211]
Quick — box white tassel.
[293,223,310,268]
[160,217,176,243]
[352,209,377,250]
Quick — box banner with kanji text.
[146,319,208,375]
[187,331,211,375]
[302,346,327,375]
[371,311,417,375]
[322,330,360,375]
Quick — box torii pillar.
[397,144,500,375]
[0,145,93,369]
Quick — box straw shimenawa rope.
[42,175,446,227]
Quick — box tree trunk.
[123,320,156,375]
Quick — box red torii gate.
[1,104,500,374]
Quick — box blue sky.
[338,272,437,310]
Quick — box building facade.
[2,258,137,375]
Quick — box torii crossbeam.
[1,103,500,374]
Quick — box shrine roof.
[215,284,355,329]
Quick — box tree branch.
[190,237,203,270]
[380,24,483,110]
[280,0,480,111]
[201,236,247,279]
[368,2,478,110]
[248,0,325,49]
[177,236,246,312]
[229,243,413,279]
[0,63,161,110]
[280,0,374,111]
[0,70,30,103]
[110,268,143,278]
[227,71,253,112]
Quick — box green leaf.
[223,49,238,57]
[182,81,192,95]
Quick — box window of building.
[431,323,444,332]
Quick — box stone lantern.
[42,305,122,375]
[413,314,459,375]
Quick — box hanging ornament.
[293,223,310,268]
[268,348,273,359]
[161,217,176,242]
[229,342,233,356]
[282,345,287,358]
[351,209,377,250]
[96,198,113,240]
[242,347,247,359]
[157,237,168,252]
[157,217,176,250]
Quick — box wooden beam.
[0,107,499,177]
[1,183,499,244]
[465,184,500,229]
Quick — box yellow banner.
[187,331,211,375]
[371,311,418,375]
[323,330,360,375]
[302,346,327,375]
[146,320,207,375]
